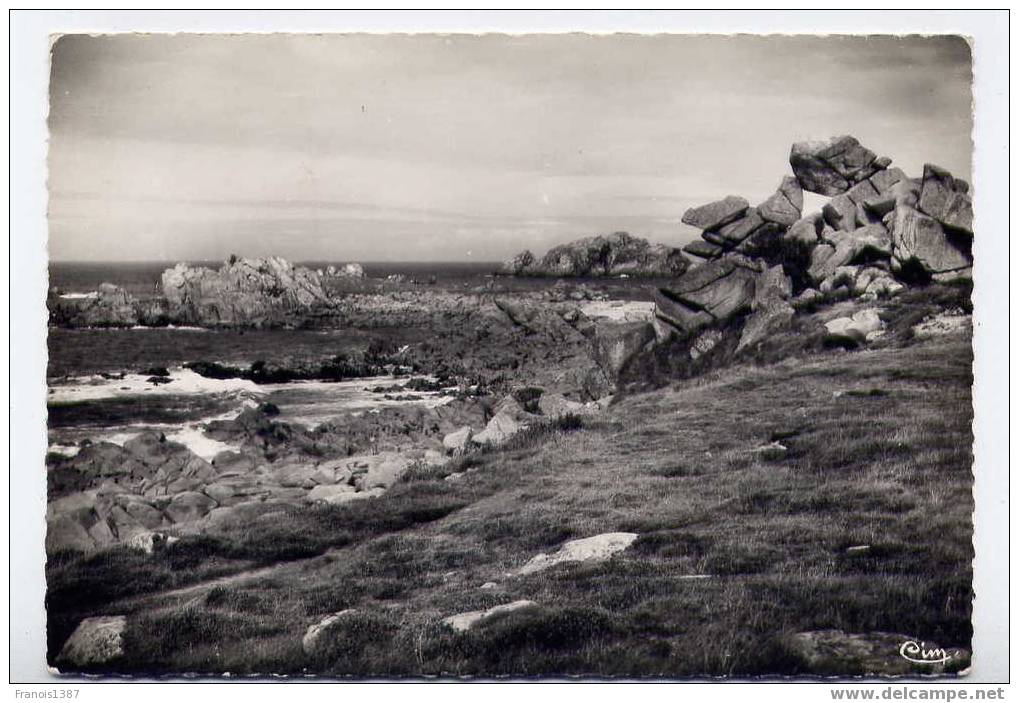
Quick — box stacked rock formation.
[503,231,689,277]
[680,178,801,261]
[659,135,973,343]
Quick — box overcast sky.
[47,33,972,262]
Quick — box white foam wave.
[47,368,265,404]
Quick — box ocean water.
[49,260,673,299]
[49,261,502,296]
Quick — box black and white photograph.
[7,10,1010,687]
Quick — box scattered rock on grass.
[442,600,539,632]
[514,532,638,576]
[126,531,178,554]
[824,309,884,346]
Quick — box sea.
[49,261,507,297]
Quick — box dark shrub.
[511,386,545,413]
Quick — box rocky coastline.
[46,134,975,675]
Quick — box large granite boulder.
[590,321,656,379]
[759,176,804,226]
[790,135,889,196]
[785,213,824,245]
[56,616,127,669]
[808,224,893,285]
[161,256,330,327]
[736,265,794,352]
[471,396,537,446]
[653,256,762,339]
[917,163,974,234]
[890,206,971,276]
[653,257,763,338]
[682,239,726,260]
[682,196,749,230]
[708,207,765,246]
[509,232,688,277]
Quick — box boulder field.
[45,385,603,554]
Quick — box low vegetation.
[47,290,973,677]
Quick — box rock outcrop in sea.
[48,283,163,328]
[502,231,689,277]
[161,256,332,327]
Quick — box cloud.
[47,33,973,261]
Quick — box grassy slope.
[49,322,974,678]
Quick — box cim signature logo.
[899,640,952,665]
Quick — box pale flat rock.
[126,531,178,554]
[824,310,885,344]
[442,600,539,632]
[57,616,127,668]
[514,532,639,576]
